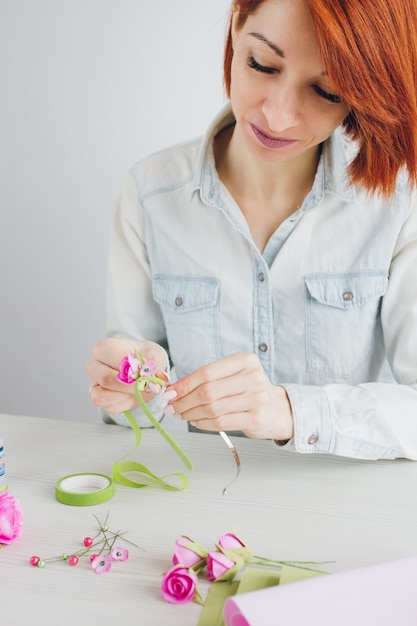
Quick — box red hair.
[223,0,417,195]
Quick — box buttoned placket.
[253,256,274,378]
[252,215,303,382]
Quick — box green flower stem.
[250,555,331,574]
[133,382,193,471]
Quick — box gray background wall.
[0,1,228,423]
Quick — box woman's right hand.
[85,337,168,414]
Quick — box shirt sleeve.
[101,170,170,426]
[280,190,417,460]
[106,170,168,349]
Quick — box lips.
[251,123,297,149]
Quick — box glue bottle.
[0,438,5,486]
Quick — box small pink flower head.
[207,551,236,581]
[117,354,140,384]
[161,565,198,604]
[217,533,245,551]
[0,491,24,544]
[217,532,252,562]
[140,358,157,377]
[110,546,129,561]
[172,536,207,569]
[91,554,112,574]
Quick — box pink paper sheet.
[223,555,417,626]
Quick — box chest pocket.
[304,271,388,378]
[152,275,221,372]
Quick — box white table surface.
[1,413,417,625]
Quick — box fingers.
[164,352,264,425]
[86,337,169,414]
[167,353,263,406]
[89,338,168,375]
[163,352,294,440]
[88,383,138,414]
[169,352,259,399]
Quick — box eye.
[313,84,342,103]
[246,55,276,75]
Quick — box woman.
[86,0,417,460]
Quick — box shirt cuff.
[282,384,335,453]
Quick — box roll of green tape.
[55,473,115,506]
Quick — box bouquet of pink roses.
[161,531,327,605]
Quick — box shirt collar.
[192,103,234,203]
[193,104,357,205]
[320,126,357,202]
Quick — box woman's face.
[230,0,349,163]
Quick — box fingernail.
[147,382,161,393]
[163,389,177,401]
[158,371,170,383]
[164,404,175,415]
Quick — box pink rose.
[117,354,140,384]
[217,532,252,562]
[206,551,236,581]
[172,536,207,569]
[161,565,198,604]
[217,532,245,551]
[0,491,24,544]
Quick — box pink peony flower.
[91,554,112,574]
[217,532,245,551]
[206,551,236,581]
[110,546,129,561]
[117,354,140,384]
[172,536,207,569]
[161,565,198,604]
[0,490,24,544]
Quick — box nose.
[261,81,302,132]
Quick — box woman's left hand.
[164,352,294,440]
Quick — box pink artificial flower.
[161,565,198,604]
[206,551,236,581]
[117,354,140,384]
[91,554,112,574]
[0,490,24,544]
[140,358,157,377]
[110,546,129,561]
[172,536,206,569]
[217,532,245,551]
[217,531,252,563]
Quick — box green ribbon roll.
[55,473,115,506]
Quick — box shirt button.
[175,296,183,307]
[259,343,268,353]
[307,434,318,445]
[342,291,353,301]
[258,272,265,282]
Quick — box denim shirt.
[106,105,417,460]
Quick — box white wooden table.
[1,414,416,625]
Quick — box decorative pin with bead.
[29,513,139,574]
